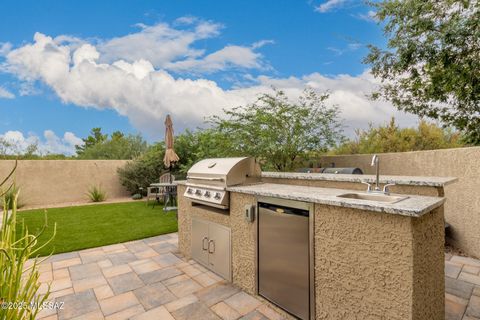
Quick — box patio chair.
[146,173,175,206]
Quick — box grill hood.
[184,157,261,209]
[187,157,261,188]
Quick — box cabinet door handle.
[202,237,208,251]
[208,239,215,254]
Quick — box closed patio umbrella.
[163,114,179,183]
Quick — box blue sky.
[0,0,418,154]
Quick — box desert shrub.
[331,118,465,155]
[0,162,56,319]
[132,193,142,200]
[117,143,168,194]
[87,185,107,202]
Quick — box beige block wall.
[314,204,444,320]
[0,160,130,207]
[319,146,480,257]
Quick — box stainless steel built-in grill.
[184,157,261,209]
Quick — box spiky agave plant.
[86,185,107,202]
[0,161,56,319]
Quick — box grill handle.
[187,176,224,182]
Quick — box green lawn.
[16,201,178,257]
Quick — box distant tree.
[365,0,480,144]
[331,118,465,155]
[76,128,147,160]
[0,138,13,157]
[75,128,108,156]
[209,88,344,171]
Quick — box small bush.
[132,193,142,200]
[87,185,107,202]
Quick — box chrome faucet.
[362,154,395,194]
[371,154,380,191]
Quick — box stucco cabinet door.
[208,223,231,281]
[191,218,209,266]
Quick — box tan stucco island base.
[177,183,445,320]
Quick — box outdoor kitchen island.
[177,176,446,320]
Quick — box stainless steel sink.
[337,193,409,204]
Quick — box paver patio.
[30,233,480,320]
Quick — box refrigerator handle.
[208,239,215,254]
[202,237,208,251]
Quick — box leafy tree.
[75,128,108,156]
[117,143,166,194]
[76,129,147,160]
[365,0,480,144]
[117,129,232,194]
[331,118,465,155]
[209,88,344,171]
[174,129,233,174]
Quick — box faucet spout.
[371,154,380,191]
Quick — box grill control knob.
[186,188,193,194]
[214,192,221,200]
[195,190,202,196]
[204,191,211,198]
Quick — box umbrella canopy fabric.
[163,114,180,168]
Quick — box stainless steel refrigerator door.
[258,204,310,320]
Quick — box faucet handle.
[383,183,395,194]
[361,181,373,192]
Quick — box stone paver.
[166,278,203,298]
[224,291,263,316]
[107,272,144,294]
[446,253,480,320]
[99,291,140,316]
[57,289,100,320]
[172,301,221,320]
[35,233,480,320]
[139,266,183,284]
[131,305,175,320]
[104,304,144,320]
[133,281,177,310]
[69,262,102,280]
[212,301,242,320]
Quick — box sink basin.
[336,193,409,204]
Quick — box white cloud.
[0,42,12,56]
[356,10,378,22]
[327,42,362,56]
[166,45,267,74]
[315,0,348,13]
[252,40,275,49]
[174,16,199,26]
[98,21,221,68]
[0,86,15,99]
[1,26,419,139]
[0,130,83,155]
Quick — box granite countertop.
[228,183,445,217]
[261,172,457,187]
